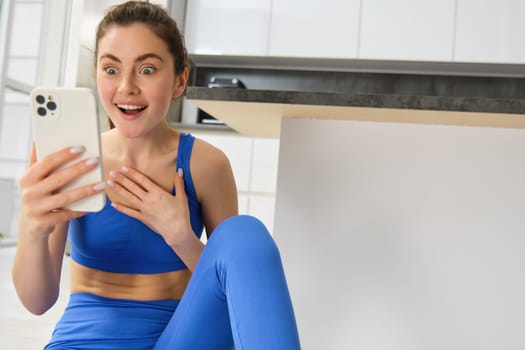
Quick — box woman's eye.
[141,67,156,75]
[104,67,118,74]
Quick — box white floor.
[0,246,70,349]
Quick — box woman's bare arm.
[191,139,238,237]
[12,144,104,314]
[12,223,68,315]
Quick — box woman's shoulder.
[188,135,237,212]
[190,136,231,174]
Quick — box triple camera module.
[35,94,57,117]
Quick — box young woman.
[12,2,300,349]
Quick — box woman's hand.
[107,166,194,247]
[19,143,105,238]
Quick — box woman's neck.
[107,123,179,167]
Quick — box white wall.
[275,118,525,350]
[192,132,280,233]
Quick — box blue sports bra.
[68,133,204,274]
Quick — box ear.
[172,67,189,100]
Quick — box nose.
[118,71,139,95]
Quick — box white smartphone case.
[30,87,105,212]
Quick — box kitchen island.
[186,70,525,350]
[186,74,525,138]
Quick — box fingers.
[173,168,187,199]
[28,142,37,167]
[20,145,102,213]
[35,155,101,198]
[26,208,88,237]
[107,166,149,204]
[110,200,142,222]
[109,166,185,199]
[19,145,105,237]
[21,179,103,237]
[49,181,105,211]
[24,178,105,215]
[108,166,187,213]
[23,145,87,185]
[118,166,152,192]
[107,167,151,221]
[38,209,88,229]
[107,175,144,208]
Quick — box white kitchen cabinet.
[237,194,249,215]
[184,0,272,56]
[193,133,253,192]
[268,0,360,58]
[454,0,525,64]
[359,0,455,61]
[250,138,279,193]
[248,194,276,233]
[191,132,280,233]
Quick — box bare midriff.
[69,260,191,301]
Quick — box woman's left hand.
[108,166,193,246]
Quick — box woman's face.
[96,23,183,138]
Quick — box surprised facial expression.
[96,23,182,138]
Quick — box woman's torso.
[69,261,191,300]
[69,130,202,301]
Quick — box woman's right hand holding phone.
[19,143,105,238]
[13,143,104,315]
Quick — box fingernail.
[93,182,105,191]
[70,146,85,154]
[121,165,129,172]
[177,168,183,177]
[84,157,98,166]
[107,180,115,188]
[109,170,117,178]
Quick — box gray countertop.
[185,73,525,138]
[186,86,525,115]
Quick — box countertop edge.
[186,87,525,116]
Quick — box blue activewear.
[46,216,301,349]
[68,133,204,274]
[45,133,301,349]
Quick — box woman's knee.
[207,215,280,262]
[213,215,267,237]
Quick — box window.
[0,0,64,244]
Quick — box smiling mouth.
[116,104,147,114]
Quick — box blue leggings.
[45,215,301,350]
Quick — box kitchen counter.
[186,86,525,138]
[187,59,525,348]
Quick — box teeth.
[117,104,145,111]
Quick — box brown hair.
[95,1,189,76]
[95,1,189,129]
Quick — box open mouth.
[116,103,147,115]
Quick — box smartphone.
[30,87,105,212]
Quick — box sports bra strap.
[176,133,199,205]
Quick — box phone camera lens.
[47,101,57,111]
[37,107,47,117]
[35,95,45,104]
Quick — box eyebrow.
[98,53,164,64]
